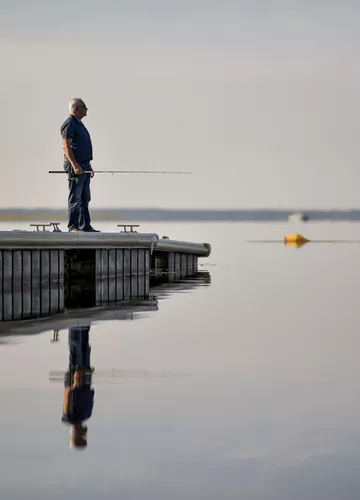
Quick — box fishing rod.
[48,170,192,175]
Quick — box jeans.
[68,326,91,369]
[67,162,92,231]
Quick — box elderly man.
[60,98,99,232]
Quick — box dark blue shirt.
[62,386,94,425]
[60,115,93,163]
[62,370,94,425]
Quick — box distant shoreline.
[1,208,360,222]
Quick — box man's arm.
[63,139,83,175]
[63,387,74,415]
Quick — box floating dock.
[0,225,211,321]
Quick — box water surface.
[0,221,359,499]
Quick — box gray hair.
[69,98,85,114]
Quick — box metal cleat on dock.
[30,223,52,232]
[117,224,140,233]
[49,222,62,232]
[29,222,62,232]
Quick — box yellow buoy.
[284,233,309,244]
[285,240,308,249]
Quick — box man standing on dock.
[60,98,99,232]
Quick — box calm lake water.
[0,220,359,499]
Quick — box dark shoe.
[83,227,100,232]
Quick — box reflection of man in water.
[62,325,94,449]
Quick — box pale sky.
[0,1,359,209]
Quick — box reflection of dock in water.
[0,299,158,337]
[0,271,211,338]
[151,270,211,295]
